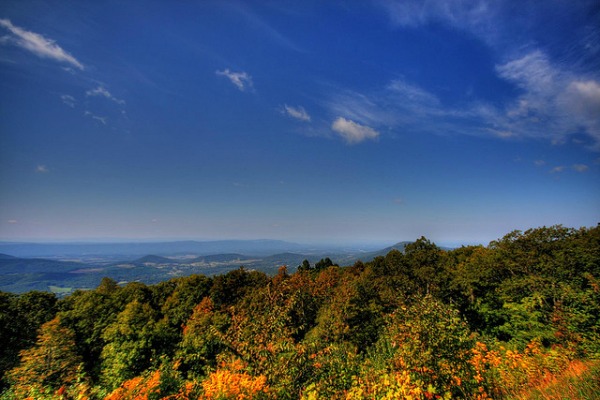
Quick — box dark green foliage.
[161,274,212,329]
[314,257,337,271]
[0,291,57,389]
[100,300,161,389]
[297,259,311,272]
[209,267,269,308]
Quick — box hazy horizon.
[1,1,598,246]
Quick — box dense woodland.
[1,225,599,399]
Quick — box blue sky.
[0,0,599,246]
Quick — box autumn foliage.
[1,225,599,399]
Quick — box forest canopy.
[1,225,599,399]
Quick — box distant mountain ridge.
[0,254,87,274]
[0,240,444,294]
[0,239,306,258]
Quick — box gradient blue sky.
[1,0,599,246]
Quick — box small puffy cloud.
[36,165,49,173]
[216,69,253,91]
[7,219,18,224]
[0,18,84,70]
[331,117,380,144]
[572,164,589,172]
[283,104,311,121]
[61,94,76,108]
[550,166,565,173]
[86,86,125,105]
[534,160,546,167]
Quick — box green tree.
[210,267,268,308]
[161,274,212,330]
[177,297,231,377]
[298,259,311,272]
[0,290,57,389]
[100,300,160,389]
[58,287,120,381]
[403,237,443,295]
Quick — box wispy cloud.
[323,50,600,149]
[374,1,600,149]
[216,69,253,92]
[0,18,84,70]
[225,2,303,52]
[35,165,49,173]
[550,164,590,174]
[282,104,311,121]
[61,94,76,108]
[496,50,600,148]
[84,110,107,125]
[572,164,589,173]
[331,117,380,144]
[86,86,125,105]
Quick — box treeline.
[0,225,599,399]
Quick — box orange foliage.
[105,370,161,400]
[200,358,269,399]
[469,340,570,398]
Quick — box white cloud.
[376,1,600,149]
[216,69,253,91]
[387,79,440,106]
[7,219,18,224]
[534,160,546,167]
[324,57,600,149]
[378,0,501,46]
[572,164,589,172]
[0,18,84,70]
[331,117,380,144]
[84,110,107,125]
[61,94,76,108]
[86,86,125,105]
[36,165,49,173]
[283,104,311,121]
[565,80,600,121]
[495,50,600,148]
[550,166,565,173]
[496,51,556,93]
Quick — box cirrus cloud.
[86,86,125,105]
[0,18,84,70]
[283,104,311,122]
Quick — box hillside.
[0,255,88,274]
[0,242,399,295]
[0,225,598,399]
